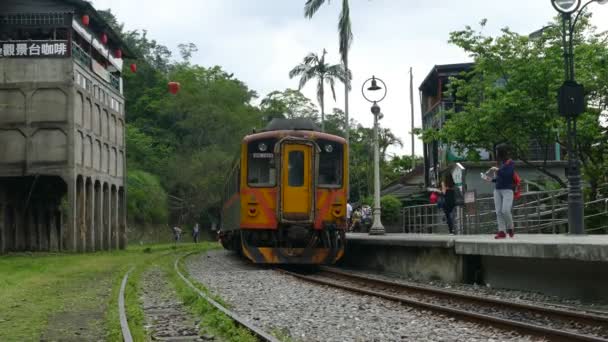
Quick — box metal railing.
[402,189,608,234]
[72,43,91,68]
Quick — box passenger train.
[219,119,347,264]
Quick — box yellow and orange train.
[219,119,347,264]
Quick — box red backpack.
[513,171,522,200]
[506,160,522,200]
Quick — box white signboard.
[0,41,68,58]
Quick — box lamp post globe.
[551,0,581,13]
[362,76,387,236]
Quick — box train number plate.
[252,153,273,158]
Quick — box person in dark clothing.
[439,173,457,235]
[483,145,515,239]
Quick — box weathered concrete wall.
[0,55,127,253]
[342,242,464,282]
[482,256,608,301]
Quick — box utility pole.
[409,67,416,170]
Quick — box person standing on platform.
[439,173,457,235]
[192,223,200,243]
[483,145,515,239]
[346,202,353,230]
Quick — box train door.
[280,142,314,222]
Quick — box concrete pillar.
[86,179,94,252]
[49,209,57,252]
[112,186,118,249]
[36,206,46,251]
[66,177,77,251]
[26,206,36,251]
[95,183,103,250]
[118,187,126,249]
[55,210,63,251]
[0,203,5,254]
[15,207,25,251]
[6,206,15,252]
[103,184,111,251]
[77,176,86,252]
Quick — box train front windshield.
[317,140,343,187]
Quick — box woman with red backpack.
[483,145,517,239]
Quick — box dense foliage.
[380,195,402,225]
[421,16,608,198]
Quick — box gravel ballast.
[186,250,542,342]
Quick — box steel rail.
[118,267,134,342]
[321,267,608,326]
[277,268,608,342]
[174,253,280,342]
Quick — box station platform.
[346,233,608,262]
[343,233,608,301]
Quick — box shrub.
[127,169,168,224]
[381,195,402,224]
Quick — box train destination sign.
[0,41,69,58]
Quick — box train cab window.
[288,151,304,187]
[318,141,343,187]
[247,139,276,187]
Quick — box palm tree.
[289,49,348,131]
[304,0,353,143]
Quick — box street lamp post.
[362,76,387,235]
[551,0,607,235]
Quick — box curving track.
[117,254,279,342]
[277,266,608,342]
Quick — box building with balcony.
[0,0,134,253]
[419,63,567,195]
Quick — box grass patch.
[0,242,211,341]
[155,249,259,342]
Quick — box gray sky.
[91,0,608,156]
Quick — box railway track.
[117,253,279,342]
[277,266,608,342]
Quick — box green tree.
[127,170,168,224]
[420,16,608,196]
[305,0,353,144]
[289,49,349,131]
[260,89,320,124]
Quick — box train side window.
[288,151,304,187]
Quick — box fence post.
[536,193,541,233]
[551,194,557,234]
[424,206,428,234]
[475,196,480,234]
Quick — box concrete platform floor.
[346,233,608,262]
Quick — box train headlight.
[258,143,268,152]
[324,144,333,153]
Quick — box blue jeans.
[444,208,455,234]
[493,189,514,232]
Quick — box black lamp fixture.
[367,76,382,91]
[550,0,607,235]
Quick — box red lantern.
[82,15,90,26]
[430,192,438,204]
[168,82,181,95]
[100,33,108,44]
[130,63,137,73]
[115,49,122,59]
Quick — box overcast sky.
[91,0,608,156]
